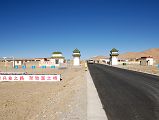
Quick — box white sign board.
[0,75,61,81]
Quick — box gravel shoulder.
[116,64,159,76]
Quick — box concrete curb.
[86,70,108,120]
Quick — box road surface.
[88,63,159,120]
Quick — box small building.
[13,58,37,67]
[100,58,110,64]
[110,48,119,66]
[72,48,81,66]
[14,60,23,66]
[34,58,45,62]
[140,57,153,66]
[51,52,65,67]
[0,58,35,67]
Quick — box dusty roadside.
[0,67,87,120]
[116,64,159,76]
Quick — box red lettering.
[35,76,39,80]
[53,76,57,80]
[20,76,24,80]
[14,76,18,80]
[29,76,34,80]
[3,76,7,80]
[47,76,51,80]
[41,76,45,80]
[8,76,12,80]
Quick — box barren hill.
[90,56,108,60]
[119,48,159,60]
[90,48,159,61]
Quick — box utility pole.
[3,57,7,72]
[12,56,15,68]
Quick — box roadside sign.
[14,65,18,69]
[0,75,61,81]
[51,66,55,69]
[31,66,36,69]
[41,66,46,69]
[22,65,26,69]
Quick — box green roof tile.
[52,52,62,54]
[110,48,119,52]
[73,48,80,53]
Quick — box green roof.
[52,52,62,54]
[110,48,118,52]
[73,48,80,53]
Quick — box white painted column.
[73,57,80,66]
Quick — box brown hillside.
[119,48,159,60]
[90,56,108,60]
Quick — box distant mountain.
[90,56,108,60]
[119,48,159,60]
[90,48,159,61]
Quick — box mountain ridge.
[91,48,159,60]
[119,48,159,59]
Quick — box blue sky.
[0,0,159,59]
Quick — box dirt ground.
[116,64,159,76]
[0,65,87,120]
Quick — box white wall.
[111,52,118,54]
[140,58,154,66]
[59,59,64,64]
[146,58,153,65]
[111,56,118,65]
[73,53,80,55]
[99,59,110,64]
[15,61,22,66]
[73,57,80,66]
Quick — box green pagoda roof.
[52,52,62,54]
[110,48,119,52]
[73,48,80,53]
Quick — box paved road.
[88,63,159,120]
